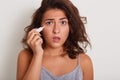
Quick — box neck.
[43,46,66,56]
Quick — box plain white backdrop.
[0,0,120,80]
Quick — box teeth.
[36,27,44,32]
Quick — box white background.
[0,0,120,80]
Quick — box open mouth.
[53,36,61,42]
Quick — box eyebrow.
[44,17,68,21]
[59,17,68,20]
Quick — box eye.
[45,21,53,25]
[61,20,68,25]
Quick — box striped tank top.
[40,55,83,80]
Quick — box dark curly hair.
[22,0,91,59]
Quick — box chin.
[50,43,63,49]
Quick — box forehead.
[42,9,67,20]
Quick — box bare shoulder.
[79,53,94,80]
[18,49,33,63]
[79,53,92,65]
[17,49,33,67]
[17,49,33,80]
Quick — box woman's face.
[41,9,69,48]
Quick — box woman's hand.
[27,29,44,56]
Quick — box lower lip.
[53,37,60,42]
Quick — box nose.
[53,22,60,34]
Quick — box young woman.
[17,0,93,80]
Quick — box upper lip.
[53,36,61,39]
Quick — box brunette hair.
[22,0,91,59]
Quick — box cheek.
[64,26,69,34]
[43,30,48,37]
[62,27,70,39]
[42,28,52,40]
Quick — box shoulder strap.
[77,54,80,65]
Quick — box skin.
[42,9,70,50]
[17,9,93,80]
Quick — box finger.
[28,32,38,40]
[31,34,42,43]
[27,29,41,41]
[27,32,36,45]
[30,35,43,45]
[35,37,43,45]
[28,29,40,38]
